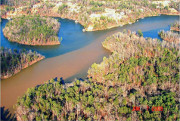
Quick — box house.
[33,3,42,9]
[90,13,101,18]
[89,8,123,22]
[152,1,171,7]
[105,8,116,14]
[120,12,125,16]
[52,2,63,12]
[139,9,144,12]
[169,8,178,13]
[67,3,80,13]
[86,24,94,31]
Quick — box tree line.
[1,47,44,79]
[3,15,60,45]
[1,0,179,31]
[15,30,179,120]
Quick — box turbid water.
[1,15,179,116]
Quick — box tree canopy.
[3,15,60,45]
[1,47,44,79]
[16,30,179,120]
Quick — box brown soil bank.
[1,0,179,32]
[171,27,180,32]
[2,37,60,46]
[158,30,179,44]
[1,30,112,116]
[170,21,180,32]
[1,48,45,79]
[1,56,45,79]
[1,15,178,116]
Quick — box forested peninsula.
[1,0,179,31]
[15,30,179,120]
[158,22,180,45]
[170,21,180,32]
[3,15,60,45]
[1,48,44,79]
[159,30,179,45]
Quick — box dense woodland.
[159,30,179,45]
[1,0,179,31]
[16,30,179,120]
[3,15,60,45]
[1,0,40,6]
[170,21,180,32]
[1,47,44,79]
[35,0,179,31]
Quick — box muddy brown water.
[1,15,178,116]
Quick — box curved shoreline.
[41,13,180,32]
[1,11,179,32]
[1,32,111,114]
[1,36,61,46]
[1,15,179,116]
[2,15,61,46]
[1,56,45,80]
[85,13,179,32]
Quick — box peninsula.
[15,30,179,120]
[1,48,45,79]
[159,30,179,44]
[3,15,60,45]
[159,21,180,45]
[170,21,180,32]
[1,0,179,31]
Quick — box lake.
[0,15,178,115]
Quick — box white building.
[152,1,171,7]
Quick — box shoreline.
[1,36,61,46]
[85,13,179,31]
[2,16,61,46]
[1,15,178,116]
[170,27,180,32]
[1,12,179,32]
[1,56,45,80]
[1,31,111,115]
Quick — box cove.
[0,15,179,115]
[1,18,109,58]
[1,15,178,58]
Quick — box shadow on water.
[35,77,65,88]
[34,77,86,88]
[1,107,16,121]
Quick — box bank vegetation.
[1,0,179,31]
[3,15,60,45]
[15,30,179,120]
[1,47,44,79]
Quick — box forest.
[1,47,44,79]
[0,0,179,31]
[158,29,179,45]
[3,15,60,45]
[170,21,180,32]
[15,30,179,120]
[1,0,39,6]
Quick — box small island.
[3,15,60,45]
[1,47,45,79]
